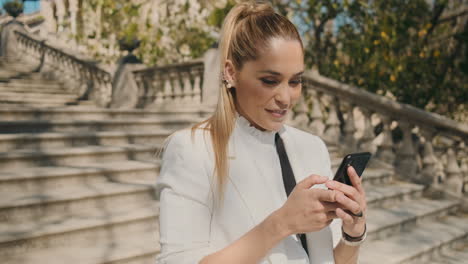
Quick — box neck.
[235,103,267,132]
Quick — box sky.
[1,0,40,15]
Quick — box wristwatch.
[341,224,367,246]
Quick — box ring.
[349,211,363,217]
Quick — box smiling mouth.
[266,109,287,117]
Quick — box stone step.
[0,101,75,107]
[0,130,172,152]
[0,143,163,170]
[366,198,460,241]
[365,181,424,208]
[0,84,67,94]
[0,97,78,106]
[425,239,468,264]
[4,229,158,264]
[0,160,160,194]
[0,177,156,226]
[0,76,61,85]
[0,118,198,134]
[0,205,159,264]
[0,81,62,90]
[0,105,213,121]
[359,215,468,264]
[0,91,76,100]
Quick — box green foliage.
[269,0,467,119]
[207,0,237,28]
[3,0,23,18]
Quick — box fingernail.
[326,181,336,188]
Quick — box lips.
[266,109,287,117]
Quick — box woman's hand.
[325,166,367,237]
[277,174,339,236]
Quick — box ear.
[224,59,237,87]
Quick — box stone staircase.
[0,63,467,264]
[325,151,468,264]
[0,60,93,107]
[0,62,213,263]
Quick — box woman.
[155,2,367,263]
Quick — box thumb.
[297,174,328,189]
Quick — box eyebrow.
[257,70,304,76]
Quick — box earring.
[223,78,233,89]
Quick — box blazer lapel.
[226,130,289,264]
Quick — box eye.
[289,78,303,87]
[260,78,278,85]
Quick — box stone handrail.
[289,71,467,197]
[13,29,112,107]
[304,72,468,139]
[132,59,204,109]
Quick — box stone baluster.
[152,74,164,105]
[456,141,467,193]
[357,108,375,152]
[375,115,395,165]
[171,70,182,103]
[419,128,438,186]
[192,66,202,104]
[40,49,55,79]
[293,95,310,131]
[308,91,325,137]
[323,95,341,148]
[445,147,463,196]
[395,121,418,180]
[181,70,192,102]
[342,102,357,154]
[163,71,173,104]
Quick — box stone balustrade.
[132,59,204,109]
[290,71,468,197]
[13,30,112,107]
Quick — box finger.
[348,166,364,193]
[322,201,340,212]
[314,189,337,202]
[335,192,361,216]
[325,180,360,201]
[298,174,328,189]
[326,211,338,220]
[336,208,354,225]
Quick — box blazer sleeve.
[155,130,215,264]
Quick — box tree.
[267,0,467,120]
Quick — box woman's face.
[226,38,304,132]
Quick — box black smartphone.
[333,152,372,186]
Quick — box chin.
[262,120,284,132]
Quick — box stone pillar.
[55,0,66,33]
[202,47,220,107]
[323,96,341,147]
[445,148,463,197]
[420,128,438,186]
[375,115,395,165]
[357,108,374,152]
[342,102,357,154]
[69,0,79,36]
[40,0,57,35]
[395,121,418,181]
[309,92,325,137]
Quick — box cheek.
[237,82,272,107]
[291,87,302,105]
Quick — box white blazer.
[155,116,340,264]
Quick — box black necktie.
[274,133,309,257]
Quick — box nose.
[274,83,291,109]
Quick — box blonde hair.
[192,1,303,203]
